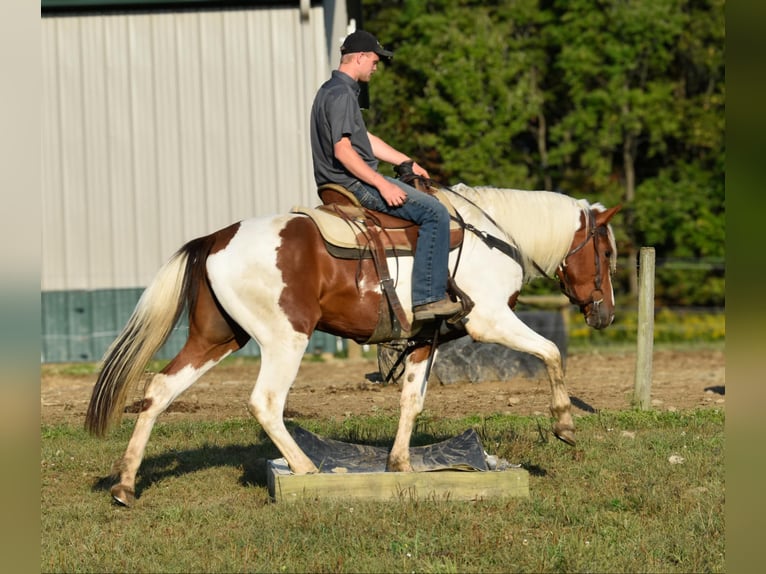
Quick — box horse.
[85,183,621,506]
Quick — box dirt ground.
[41,348,725,427]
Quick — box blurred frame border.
[0,2,41,571]
[10,1,759,571]
[726,1,766,572]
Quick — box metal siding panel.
[42,22,67,291]
[300,8,331,207]
[151,15,186,262]
[41,291,71,362]
[67,291,93,362]
[90,288,124,358]
[81,18,117,287]
[268,10,322,213]
[271,9,300,213]
[129,14,164,273]
[176,12,209,241]
[222,11,257,220]
[44,8,333,291]
[102,17,139,286]
[56,17,92,291]
[199,12,232,230]
[248,12,280,216]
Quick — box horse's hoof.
[553,425,576,447]
[386,460,413,473]
[110,484,135,507]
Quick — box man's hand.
[378,180,408,207]
[411,161,430,180]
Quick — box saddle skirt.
[291,184,464,259]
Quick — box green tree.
[368,0,554,187]
[549,0,690,294]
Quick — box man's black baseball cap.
[340,30,393,59]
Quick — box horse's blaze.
[558,207,619,329]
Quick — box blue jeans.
[347,177,451,307]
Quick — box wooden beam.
[268,459,529,503]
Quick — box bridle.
[556,208,611,313]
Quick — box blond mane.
[449,184,602,280]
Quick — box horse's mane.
[449,184,603,280]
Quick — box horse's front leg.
[513,337,576,445]
[387,344,434,472]
[467,312,576,446]
[542,349,576,446]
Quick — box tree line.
[361,0,724,307]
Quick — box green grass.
[41,409,724,573]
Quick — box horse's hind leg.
[110,295,247,506]
[110,341,240,506]
[387,344,434,472]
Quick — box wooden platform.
[267,458,529,503]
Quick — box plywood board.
[268,458,529,503]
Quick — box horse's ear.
[596,205,622,226]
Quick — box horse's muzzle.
[583,298,615,330]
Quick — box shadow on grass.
[570,395,597,413]
[91,441,279,499]
[521,463,548,477]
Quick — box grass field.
[41,408,724,573]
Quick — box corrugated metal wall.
[41,4,351,361]
[42,6,330,292]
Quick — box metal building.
[42,0,355,361]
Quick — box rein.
[396,166,537,276]
[425,177,548,278]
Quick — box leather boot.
[412,297,463,321]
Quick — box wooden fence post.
[634,247,655,409]
[346,340,363,360]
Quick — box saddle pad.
[292,204,416,254]
[292,198,463,256]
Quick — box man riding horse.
[310,30,462,322]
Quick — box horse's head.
[556,205,622,330]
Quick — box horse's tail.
[84,236,212,436]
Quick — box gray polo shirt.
[310,70,378,188]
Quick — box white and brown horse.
[85,184,620,506]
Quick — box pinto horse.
[85,183,620,506]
